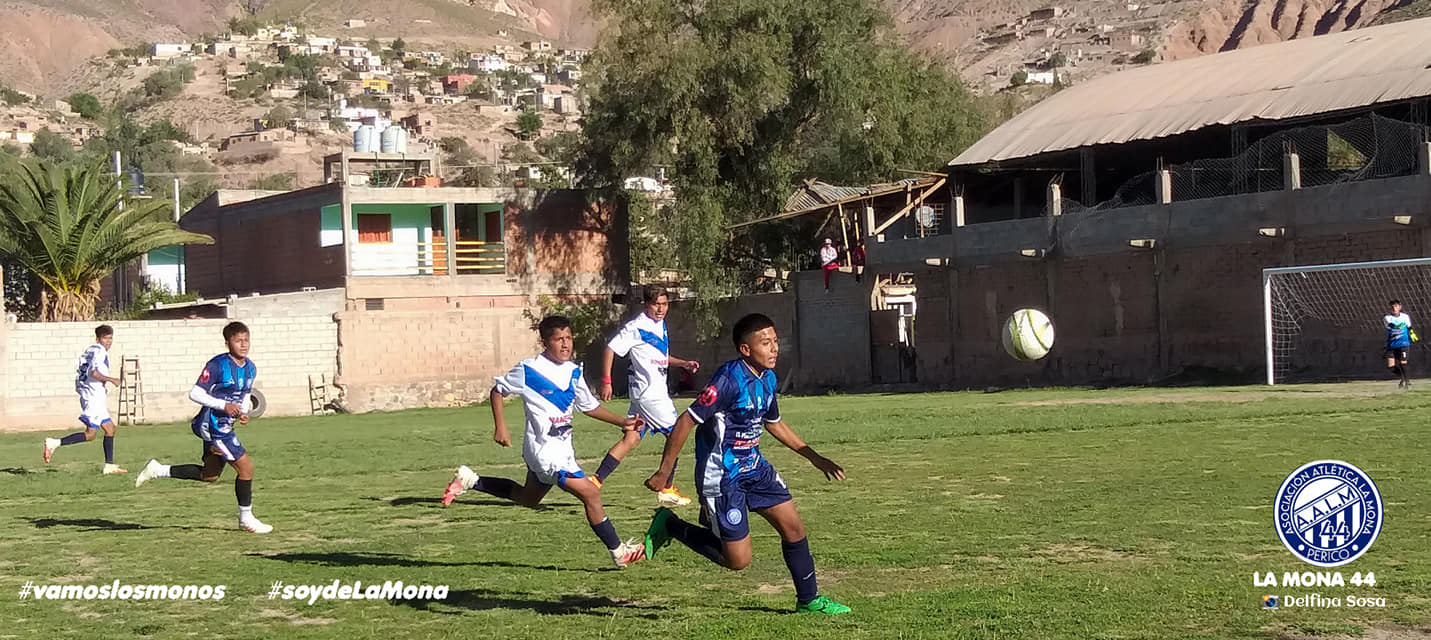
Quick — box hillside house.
[470,55,509,73]
[442,74,478,95]
[152,43,191,58]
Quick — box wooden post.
[1047,183,1062,217]
[837,203,851,265]
[953,196,966,228]
[864,204,875,239]
[1283,152,1302,190]
[1419,141,1431,176]
[1155,169,1172,204]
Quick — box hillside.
[2,0,1422,94]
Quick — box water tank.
[354,125,375,153]
[379,125,398,153]
[394,127,408,154]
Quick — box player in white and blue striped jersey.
[43,325,126,475]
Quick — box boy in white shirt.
[44,325,126,474]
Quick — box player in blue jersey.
[441,315,649,568]
[133,322,273,534]
[592,285,700,507]
[44,325,126,474]
[1384,299,1416,389]
[641,313,851,615]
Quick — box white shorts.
[79,397,112,429]
[523,442,585,487]
[628,392,677,434]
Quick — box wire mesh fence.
[1048,114,1430,216]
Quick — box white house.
[307,37,338,52]
[152,43,190,58]
[470,55,509,73]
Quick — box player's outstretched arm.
[599,346,617,401]
[582,405,642,431]
[489,387,512,447]
[766,419,846,481]
[669,356,700,373]
[646,411,696,492]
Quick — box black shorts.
[1385,347,1409,361]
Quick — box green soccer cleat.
[644,507,674,559]
[797,595,852,615]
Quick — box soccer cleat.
[797,595,852,615]
[610,538,646,568]
[441,465,478,507]
[657,486,692,507]
[43,438,60,464]
[101,463,128,475]
[239,515,273,534]
[644,507,674,559]
[135,459,162,487]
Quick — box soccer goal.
[1264,257,1431,384]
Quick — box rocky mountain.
[0,0,1419,94]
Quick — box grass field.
[2,384,1430,639]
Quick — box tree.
[576,0,985,331]
[1133,49,1157,64]
[0,84,30,106]
[516,110,543,138]
[1010,70,1029,87]
[265,105,294,128]
[1048,52,1068,68]
[28,129,75,163]
[0,157,213,321]
[69,93,104,119]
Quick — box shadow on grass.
[28,518,157,531]
[364,496,578,511]
[736,605,792,614]
[248,551,603,573]
[393,588,668,619]
[0,467,37,475]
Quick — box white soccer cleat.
[610,538,646,568]
[240,515,273,534]
[441,465,478,507]
[135,459,162,487]
[43,438,60,464]
[101,463,128,475]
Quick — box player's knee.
[726,554,752,570]
[199,474,220,483]
[781,522,808,542]
[83,430,98,441]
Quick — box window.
[357,214,392,243]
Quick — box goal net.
[1264,257,1431,384]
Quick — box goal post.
[1264,257,1431,385]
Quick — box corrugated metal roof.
[950,17,1431,167]
[782,178,930,213]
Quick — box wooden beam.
[838,203,851,261]
[871,177,946,236]
[897,169,946,177]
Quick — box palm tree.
[0,157,213,321]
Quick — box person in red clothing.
[851,242,865,283]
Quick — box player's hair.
[1390,299,1401,306]
[732,313,776,347]
[538,315,572,341]
[223,321,250,341]
[642,285,669,305]
[94,324,113,339]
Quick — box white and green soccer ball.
[1001,308,1055,361]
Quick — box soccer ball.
[1002,308,1055,361]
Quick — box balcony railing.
[350,240,506,276]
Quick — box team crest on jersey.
[698,385,718,407]
[198,368,211,383]
[726,508,743,526]
[1274,460,1383,567]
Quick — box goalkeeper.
[1384,299,1417,389]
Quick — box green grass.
[3,385,1430,639]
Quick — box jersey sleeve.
[686,372,733,424]
[572,370,601,413]
[493,362,526,396]
[764,393,782,423]
[194,359,223,392]
[91,349,111,378]
[607,323,641,357]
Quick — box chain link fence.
[1048,114,1429,216]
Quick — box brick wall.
[335,307,536,412]
[1,316,336,431]
[182,186,346,297]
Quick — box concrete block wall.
[335,307,536,413]
[1,316,336,431]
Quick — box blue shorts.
[699,462,792,542]
[198,433,246,462]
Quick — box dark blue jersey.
[685,359,781,496]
